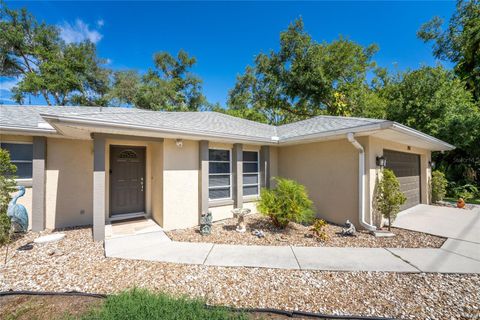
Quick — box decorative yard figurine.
[7,186,29,232]
[457,198,465,209]
[200,211,212,235]
[232,208,251,233]
[341,220,356,236]
[252,229,265,238]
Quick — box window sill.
[243,195,259,203]
[209,199,234,208]
[15,179,32,188]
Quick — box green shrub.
[451,183,479,201]
[257,177,315,228]
[431,170,448,203]
[376,169,406,231]
[0,148,17,245]
[310,219,328,241]
[78,288,246,320]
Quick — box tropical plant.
[375,169,406,231]
[450,183,479,202]
[0,148,17,245]
[431,170,448,203]
[257,177,315,228]
[310,219,328,241]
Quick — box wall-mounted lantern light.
[429,160,435,169]
[175,139,183,148]
[376,156,387,168]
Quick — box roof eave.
[0,124,58,136]
[390,122,455,151]
[41,114,278,145]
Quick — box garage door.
[384,150,421,210]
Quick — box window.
[209,149,231,200]
[0,142,33,179]
[243,151,259,196]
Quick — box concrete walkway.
[105,205,480,274]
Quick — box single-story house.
[0,105,454,241]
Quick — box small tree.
[431,171,448,203]
[376,169,406,231]
[0,149,17,245]
[257,177,315,228]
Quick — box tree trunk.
[388,215,391,231]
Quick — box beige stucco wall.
[162,139,200,230]
[46,138,93,229]
[1,135,34,229]
[277,139,359,226]
[366,136,431,226]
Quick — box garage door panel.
[384,150,421,211]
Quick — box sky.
[0,1,456,106]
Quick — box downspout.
[347,133,376,231]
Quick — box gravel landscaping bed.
[1,227,478,320]
[166,214,445,248]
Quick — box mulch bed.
[166,214,446,248]
[0,228,478,320]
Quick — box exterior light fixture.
[175,139,183,148]
[429,161,435,169]
[376,156,387,168]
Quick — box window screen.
[208,149,231,200]
[242,151,259,196]
[1,142,33,179]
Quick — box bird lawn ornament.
[7,186,29,232]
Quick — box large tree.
[109,50,207,111]
[418,0,480,102]
[382,66,480,185]
[227,18,381,125]
[0,4,110,106]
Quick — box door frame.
[109,145,147,218]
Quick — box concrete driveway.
[393,204,480,243]
[391,204,480,272]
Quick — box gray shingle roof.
[277,115,387,140]
[0,106,139,131]
[1,105,440,147]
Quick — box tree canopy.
[227,18,380,125]
[1,5,110,106]
[109,50,207,111]
[418,0,480,102]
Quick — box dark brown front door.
[384,149,421,211]
[110,146,146,216]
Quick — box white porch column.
[199,140,209,219]
[93,134,106,241]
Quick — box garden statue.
[231,208,251,233]
[457,198,465,209]
[341,220,356,236]
[252,229,265,238]
[200,211,212,235]
[7,186,29,232]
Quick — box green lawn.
[74,289,247,320]
[444,197,480,205]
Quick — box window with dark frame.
[0,142,33,179]
[208,149,231,200]
[242,151,259,196]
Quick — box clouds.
[0,78,19,91]
[59,19,103,44]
